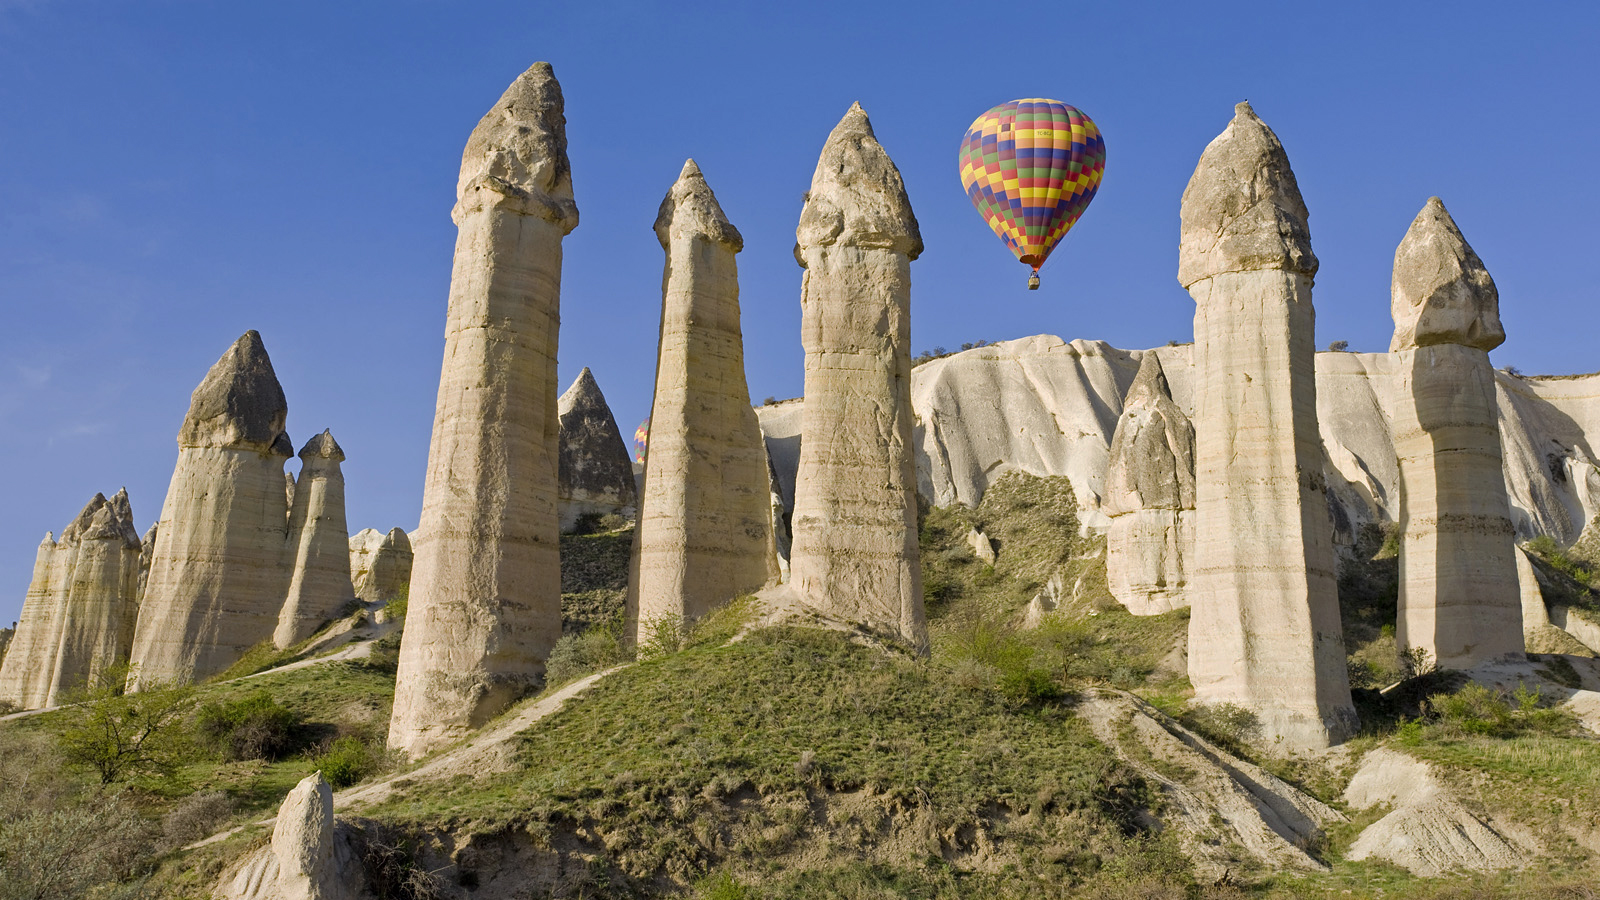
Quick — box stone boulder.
[219,772,359,900]
[557,367,638,531]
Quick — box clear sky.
[2,1,1596,625]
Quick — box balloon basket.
[1027,271,1041,291]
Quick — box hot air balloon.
[633,418,650,464]
[959,99,1105,289]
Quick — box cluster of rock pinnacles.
[0,65,1555,761]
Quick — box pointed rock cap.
[456,61,579,233]
[108,487,141,548]
[1178,101,1317,288]
[40,532,56,549]
[1389,196,1503,352]
[1105,351,1197,514]
[81,504,125,542]
[60,493,108,544]
[178,331,290,451]
[298,429,346,464]
[655,159,743,251]
[558,367,609,417]
[381,527,412,553]
[796,102,923,261]
[1124,351,1175,408]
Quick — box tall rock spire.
[129,331,294,688]
[274,431,355,649]
[389,62,578,758]
[1389,197,1521,668]
[1178,102,1357,749]
[627,160,777,639]
[788,104,927,650]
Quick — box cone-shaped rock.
[44,495,141,706]
[0,533,64,707]
[557,367,638,531]
[27,494,107,706]
[350,527,414,606]
[275,431,355,649]
[1178,103,1356,749]
[1105,352,1196,615]
[389,62,578,758]
[218,772,355,900]
[129,331,293,688]
[627,161,778,638]
[789,105,927,650]
[1390,198,1521,668]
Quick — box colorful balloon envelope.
[959,99,1105,289]
[633,418,650,464]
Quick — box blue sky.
[2,1,1596,624]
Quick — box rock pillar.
[557,367,639,531]
[389,62,579,758]
[1105,352,1196,615]
[44,492,141,705]
[1178,102,1357,749]
[627,160,778,639]
[129,330,293,688]
[0,534,65,707]
[275,431,356,649]
[1389,197,1521,669]
[789,104,927,650]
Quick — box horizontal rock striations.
[129,330,293,689]
[1179,102,1356,749]
[1104,352,1196,615]
[788,104,927,651]
[275,431,356,649]
[390,62,578,759]
[557,367,638,531]
[628,160,778,639]
[1389,198,1522,669]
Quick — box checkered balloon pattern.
[959,99,1105,270]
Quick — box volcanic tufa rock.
[557,367,638,531]
[0,533,68,707]
[1389,198,1522,669]
[1178,102,1357,749]
[349,527,414,606]
[1104,352,1196,615]
[788,104,927,650]
[274,431,356,649]
[389,62,579,758]
[128,330,293,689]
[220,772,358,900]
[628,160,778,637]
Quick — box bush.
[161,790,233,849]
[545,614,631,686]
[196,691,302,761]
[1422,681,1577,739]
[58,682,196,784]
[0,789,155,900]
[316,735,381,789]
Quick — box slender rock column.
[0,534,64,707]
[129,330,293,688]
[627,161,778,639]
[1105,352,1196,615]
[1178,102,1356,749]
[1389,197,1521,668]
[788,104,927,650]
[45,495,141,705]
[389,62,579,758]
[275,431,356,649]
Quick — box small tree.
[58,678,195,784]
[1326,340,1349,352]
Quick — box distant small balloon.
[633,419,650,464]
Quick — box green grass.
[561,526,633,634]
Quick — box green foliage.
[560,527,633,634]
[1180,703,1261,757]
[1422,681,1577,740]
[0,788,155,900]
[57,680,195,784]
[196,691,303,761]
[697,869,756,900]
[545,612,631,687]
[209,640,298,682]
[316,735,383,788]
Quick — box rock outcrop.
[128,331,292,689]
[557,368,638,531]
[0,533,68,707]
[787,104,927,651]
[390,62,579,758]
[220,773,358,900]
[1104,352,1195,615]
[1389,198,1523,669]
[349,527,413,606]
[628,161,777,636]
[1177,102,1356,749]
[275,431,356,649]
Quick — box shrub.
[316,735,380,789]
[545,614,631,686]
[196,691,302,761]
[161,790,233,849]
[58,681,196,784]
[0,788,155,900]
[1423,681,1577,739]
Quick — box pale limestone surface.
[0,534,64,707]
[275,431,356,649]
[1179,102,1356,750]
[788,104,926,651]
[220,773,358,900]
[1104,352,1195,615]
[44,493,141,706]
[966,527,996,565]
[389,62,578,759]
[129,330,292,689]
[349,527,413,606]
[628,161,777,638]
[137,522,158,600]
[557,367,638,531]
[1388,198,1521,669]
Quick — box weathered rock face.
[129,330,292,689]
[788,104,926,650]
[1389,199,1522,669]
[1178,102,1356,750]
[557,367,638,531]
[0,533,66,707]
[137,522,158,600]
[44,493,141,706]
[1104,352,1196,615]
[275,431,356,649]
[628,160,777,637]
[349,527,414,606]
[220,772,358,900]
[390,62,579,759]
